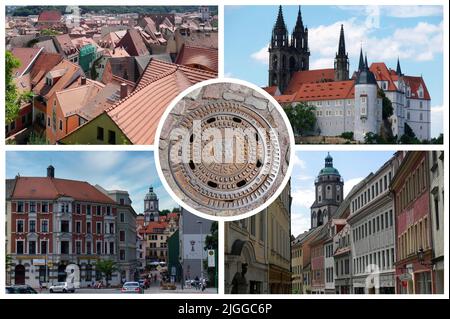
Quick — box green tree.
[6,51,21,124]
[378,88,393,120]
[399,123,420,144]
[94,259,118,286]
[160,209,170,216]
[40,29,60,36]
[204,221,218,250]
[27,132,48,145]
[284,102,316,136]
[431,133,443,144]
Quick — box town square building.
[5,166,132,287]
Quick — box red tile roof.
[287,80,355,102]
[139,221,169,234]
[403,76,431,100]
[38,10,62,22]
[369,62,397,91]
[263,86,278,95]
[136,58,217,90]
[104,59,216,144]
[11,177,116,204]
[117,29,149,56]
[30,52,63,86]
[285,68,335,94]
[54,34,78,56]
[10,47,42,77]
[33,59,83,100]
[175,44,218,73]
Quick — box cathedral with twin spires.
[266,6,431,142]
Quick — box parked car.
[5,285,38,294]
[49,282,75,293]
[121,281,144,294]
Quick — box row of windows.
[396,159,427,213]
[352,210,394,242]
[14,201,114,216]
[325,244,333,258]
[335,258,350,276]
[292,247,302,259]
[353,248,395,274]
[398,216,430,261]
[351,170,392,213]
[15,219,116,235]
[15,239,115,256]
[315,110,354,117]
[406,111,425,121]
[310,99,353,107]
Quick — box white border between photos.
[0,0,448,301]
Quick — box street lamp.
[197,221,203,281]
[417,247,433,267]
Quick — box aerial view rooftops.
[5,6,218,145]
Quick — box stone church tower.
[144,186,159,224]
[268,6,309,94]
[334,24,349,81]
[310,153,344,229]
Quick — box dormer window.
[46,77,53,86]
[382,82,387,90]
[406,87,411,97]
[418,86,423,98]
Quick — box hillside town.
[5,165,217,294]
[291,151,444,294]
[5,6,218,144]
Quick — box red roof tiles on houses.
[135,58,217,90]
[403,76,431,100]
[38,10,62,22]
[369,62,398,91]
[175,44,218,73]
[263,86,279,96]
[117,29,149,57]
[285,68,335,94]
[12,177,116,204]
[33,59,83,100]
[54,34,78,56]
[139,221,169,234]
[292,80,355,102]
[103,59,216,144]
[10,47,42,77]
[30,52,63,86]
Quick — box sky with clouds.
[225,5,444,137]
[291,151,395,237]
[5,151,178,215]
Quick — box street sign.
[207,249,215,267]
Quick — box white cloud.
[291,211,311,238]
[291,187,315,209]
[344,177,364,197]
[251,18,443,70]
[250,44,269,65]
[338,5,443,18]
[293,153,306,169]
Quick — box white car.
[121,281,144,294]
[49,282,75,293]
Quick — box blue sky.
[291,150,394,237]
[225,5,444,137]
[5,151,178,214]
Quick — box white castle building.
[265,6,431,142]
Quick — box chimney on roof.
[47,165,55,178]
[120,83,128,99]
[81,76,87,85]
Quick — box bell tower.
[144,186,159,224]
[310,153,344,229]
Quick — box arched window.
[272,55,278,69]
[317,210,323,226]
[282,55,287,69]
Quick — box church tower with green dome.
[144,186,159,224]
[310,153,344,229]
